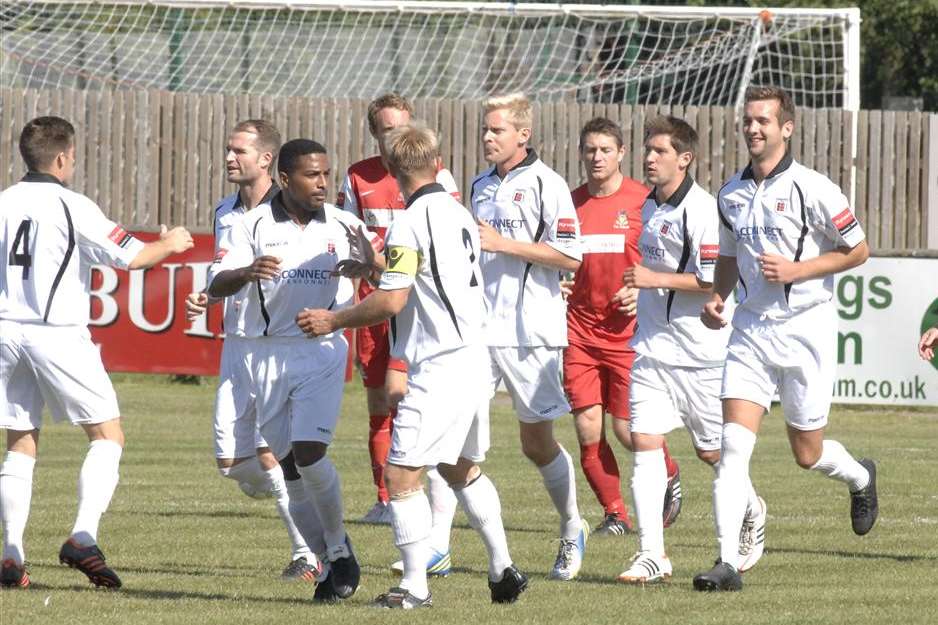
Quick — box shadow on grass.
[346,519,549,535]
[766,547,937,563]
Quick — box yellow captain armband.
[385,245,419,277]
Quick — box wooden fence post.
[928,113,938,249]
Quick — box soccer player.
[565,117,682,536]
[694,86,878,592]
[208,139,372,602]
[470,92,587,580]
[297,123,527,608]
[184,119,319,582]
[919,326,938,360]
[0,116,194,589]
[339,93,459,572]
[617,115,765,584]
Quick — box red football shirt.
[567,177,648,350]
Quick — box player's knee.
[292,441,328,467]
[256,447,278,470]
[437,459,479,487]
[793,449,821,469]
[696,448,720,465]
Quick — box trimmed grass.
[2,374,937,625]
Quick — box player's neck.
[587,170,623,198]
[279,194,314,226]
[496,147,529,178]
[399,173,437,202]
[654,173,685,205]
[239,176,274,209]
[749,148,786,183]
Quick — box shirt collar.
[652,173,694,208]
[494,148,538,180]
[741,151,794,181]
[22,172,65,187]
[406,182,446,208]
[233,181,278,211]
[271,191,326,224]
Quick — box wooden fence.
[2,88,936,251]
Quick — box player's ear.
[258,151,273,171]
[518,126,531,146]
[277,168,290,189]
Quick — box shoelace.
[555,540,576,568]
[738,511,755,555]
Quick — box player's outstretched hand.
[160,224,195,253]
[611,285,638,315]
[919,327,938,361]
[478,218,504,253]
[186,292,208,321]
[623,264,655,289]
[759,253,800,283]
[296,308,336,338]
[244,255,282,282]
[701,296,727,329]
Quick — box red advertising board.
[89,232,224,375]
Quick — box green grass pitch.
[2,374,937,624]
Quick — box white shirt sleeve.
[717,197,738,258]
[208,213,255,286]
[542,177,582,261]
[810,177,865,248]
[71,196,144,269]
[379,217,420,291]
[435,167,462,202]
[337,173,358,217]
[691,201,721,284]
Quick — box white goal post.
[1,1,860,109]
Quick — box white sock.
[538,446,581,540]
[713,423,756,569]
[285,478,325,556]
[453,473,513,581]
[1,451,36,565]
[224,457,268,496]
[810,439,870,492]
[263,466,311,560]
[296,457,346,551]
[426,467,457,554]
[711,462,760,514]
[71,439,122,547]
[389,491,432,599]
[631,448,667,554]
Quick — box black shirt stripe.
[43,198,76,323]
[785,182,809,303]
[426,209,461,338]
[520,175,546,305]
[665,209,691,324]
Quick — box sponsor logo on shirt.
[735,225,784,241]
[775,199,788,212]
[212,248,228,264]
[513,190,525,204]
[278,268,334,284]
[832,208,858,236]
[640,243,666,259]
[327,240,336,255]
[108,225,134,248]
[557,218,577,240]
[659,223,671,235]
[700,244,719,267]
[489,217,526,230]
[614,210,630,229]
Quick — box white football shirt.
[0,173,144,326]
[631,176,731,367]
[718,153,866,323]
[379,183,485,364]
[469,149,581,347]
[209,193,367,339]
[212,184,278,337]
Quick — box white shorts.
[629,355,723,452]
[0,321,120,431]
[213,337,267,459]
[722,303,837,431]
[252,335,348,460]
[488,346,570,423]
[390,345,490,467]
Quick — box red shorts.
[563,341,635,420]
[356,321,407,388]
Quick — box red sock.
[662,440,679,478]
[368,412,392,503]
[579,439,626,517]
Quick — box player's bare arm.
[623,263,711,292]
[127,224,195,270]
[760,240,869,283]
[208,255,282,297]
[296,287,410,337]
[701,254,739,329]
[478,218,580,271]
[919,327,938,361]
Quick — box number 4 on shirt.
[9,218,32,279]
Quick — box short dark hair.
[744,85,796,125]
[231,119,281,158]
[367,93,414,136]
[19,116,75,171]
[277,139,328,175]
[579,117,623,150]
[644,115,698,160]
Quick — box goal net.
[1,1,859,108]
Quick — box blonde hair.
[382,122,440,177]
[482,92,532,130]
